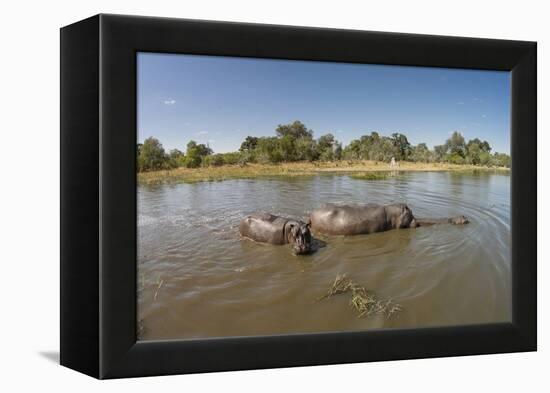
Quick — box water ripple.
[137,172,511,340]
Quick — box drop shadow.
[38,351,59,364]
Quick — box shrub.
[137,137,166,171]
[479,151,492,166]
[221,152,242,165]
[447,152,465,165]
[184,151,202,168]
[202,154,224,167]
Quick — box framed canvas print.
[60,14,536,379]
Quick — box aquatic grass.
[349,172,389,181]
[319,274,402,318]
[153,278,164,301]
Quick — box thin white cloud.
[481,114,487,118]
[163,99,176,105]
[336,130,344,134]
[196,131,208,135]
[457,101,465,105]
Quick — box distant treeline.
[137,120,511,172]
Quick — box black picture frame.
[60,14,536,379]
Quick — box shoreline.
[137,160,510,185]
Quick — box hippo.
[309,203,469,236]
[239,213,312,255]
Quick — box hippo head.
[285,220,312,255]
[387,203,418,229]
[449,215,470,225]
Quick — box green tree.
[320,148,334,161]
[279,135,297,161]
[377,137,398,162]
[447,152,465,165]
[255,137,283,163]
[492,152,511,168]
[220,152,243,165]
[479,151,492,166]
[318,133,335,151]
[480,140,492,152]
[167,148,185,168]
[275,120,313,139]
[446,131,467,158]
[411,143,430,162]
[467,138,492,153]
[433,144,447,162]
[185,140,212,168]
[140,127,503,170]
[466,142,481,165]
[202,153,224,167]
[193,141,213,156]
[334,142,343,160]
[318,133,336,161]
[466,138,492,165]
[343,139,362,160]
[390,133,412,160]
[295,138,320,161]
[137,137,166,171]
[239,136,259,152]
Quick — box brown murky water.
[137,171,511,340]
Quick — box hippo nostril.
[293,241,310,255]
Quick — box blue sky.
[137,52,510,154]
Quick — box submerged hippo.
[239,213,312,255]
[309,203,469,236]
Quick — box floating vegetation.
[349,172,389,181]
[153,278,164,301]
[319,274,402,318]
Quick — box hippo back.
[239,213,288,245]
[310,204,388,235]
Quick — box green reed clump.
[349,172,389,181]
[319,274,402,318]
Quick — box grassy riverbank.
[137,160,509,185]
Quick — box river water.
[137,171,511,340]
